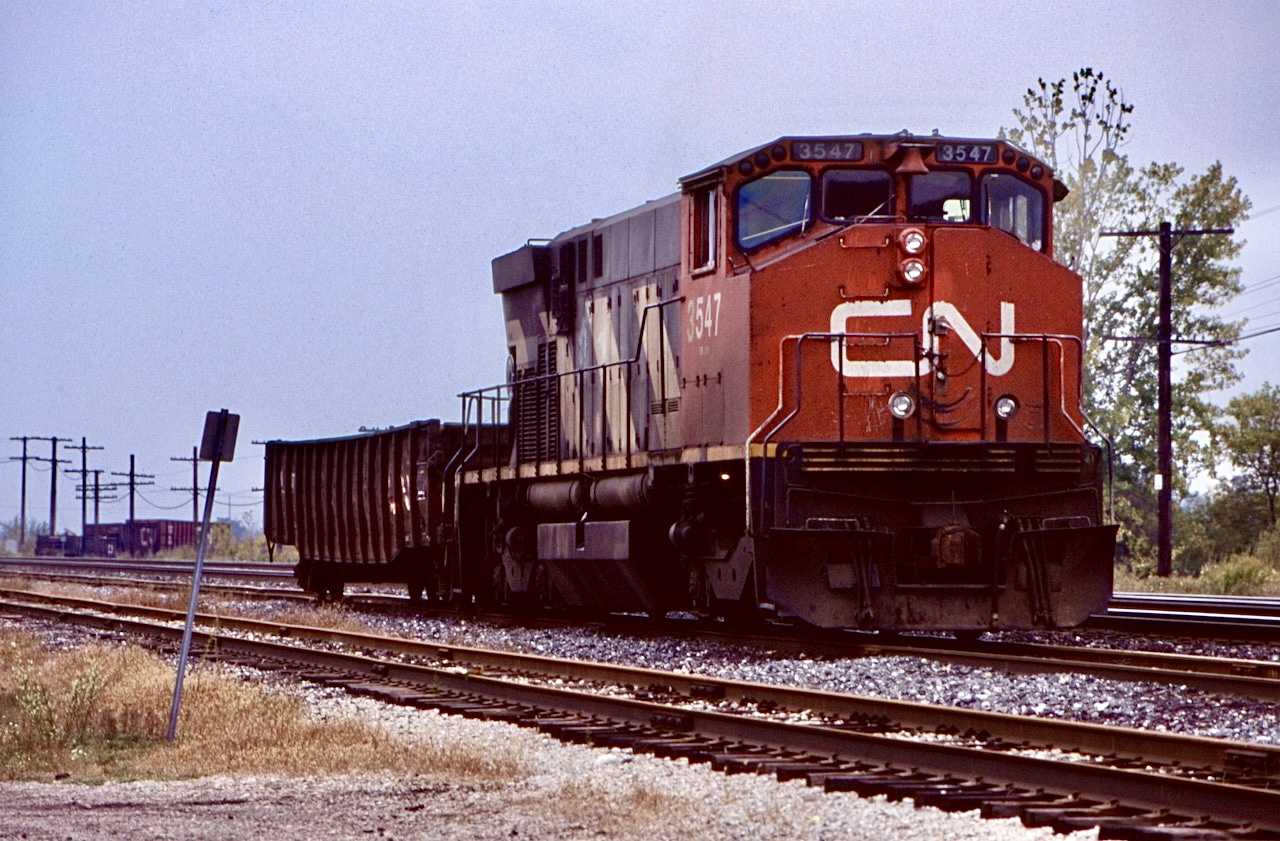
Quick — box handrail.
[746,327,1111,534]
[982,331,1114,521]
[453,295,684,478]
[744,330,922,536]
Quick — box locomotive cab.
[672,135,1115,630]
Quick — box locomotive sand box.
[264,133,1117,631]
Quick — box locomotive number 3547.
[688,293,722,341]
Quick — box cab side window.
[982,173,1046,251]
[692,186,717,272]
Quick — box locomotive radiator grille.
[788,442,1091,474]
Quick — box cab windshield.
[821,169,894,221]
[737,170,811,250]
[908,171,972,222]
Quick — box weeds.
[1115,554,1280,595]
[0,629,531,784]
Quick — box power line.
[137,491,198,511]
[1238,273,1280,295]
[8,436,70,540]
[75,469,119,538]
[171,446,202,526]
[1174,322,1280,355]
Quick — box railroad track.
[8,554,1280,642]
[0,555,294,581]
[1092,592,1280,642]
[2,589,1278,838]
[3,566,1279,703]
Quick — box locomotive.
[264,132,1117,632]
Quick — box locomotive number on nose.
[792,140,864,161]
[688,292,722,341]
[935,143,997,163]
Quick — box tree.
[1177,480,1272,574]
[1221,383,1280,526]
[1004,69,1251,567]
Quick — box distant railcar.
[265,133,1116,631]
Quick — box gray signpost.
[167,409,239,741]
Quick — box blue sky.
[3,0,1278,534]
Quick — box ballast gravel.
[343,610,1280,746]
[6,595,1276,840]
[0,685,1095,841]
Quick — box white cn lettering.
[830,300,1015,378]
[924,301,1015,376]
[829,300,920,378]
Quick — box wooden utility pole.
[11,436,70,538]
[1102,222,1233,576]
[7,437,33,547]
[64,437,104,541]
[111,455,155,555]
[170,446,205,528]
[76,470,118,551]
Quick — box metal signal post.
[168,409,239,742]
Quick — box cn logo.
[829,299,1016,378]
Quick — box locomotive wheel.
[490,563,510,607]
[531,563,559,612]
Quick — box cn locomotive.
[264,133,1117,632]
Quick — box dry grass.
[541,777,699,834]
[0,628,530,784]
[240,601,380,634]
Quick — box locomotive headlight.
[889,391,917,419]
[899,228,927,255]
[899,258,927,285]
[994,395,1020,420]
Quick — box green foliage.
[1174,482,1271,575]
[1220,383,1280,525]
[1118,515,1280,595]
[1006,68,1251,571]
[14,664,104,748]
[1198,555,1278,595]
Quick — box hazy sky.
[3,0,1279,535]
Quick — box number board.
[935,143,998,164]
[791,140,864,162]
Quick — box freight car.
[265,132,1117,632]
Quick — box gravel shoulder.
[18,592,1275,841]
[0,645,1094,841]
